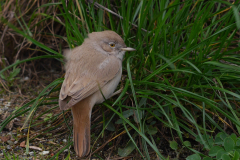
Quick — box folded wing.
[59,50,120,110]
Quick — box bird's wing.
[59,54,121,110]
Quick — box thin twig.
[87,0,148,33]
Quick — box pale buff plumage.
[59,31,135,157]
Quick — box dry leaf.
[0,135,11,142]
[20,141,25,147]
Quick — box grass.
[1,0,240,159]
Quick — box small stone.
[7,132,13,139]
[22,154,27,157]
[63,139,67,143]
[7,140,13,145]
[4,102,11,107]
[29,152,34,156]
[6,145,12,150]
[13,146,22,152]
[14,118,20,121]
[20,77,29,82]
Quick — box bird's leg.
[111,88,123,97]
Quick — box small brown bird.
[59,31,135,157]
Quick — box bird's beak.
[121,47,136,51]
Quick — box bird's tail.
[71,98,92,157]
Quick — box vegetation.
[1,0,240,159]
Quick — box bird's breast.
[93,68,122,105]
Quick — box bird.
[59,30,135,157]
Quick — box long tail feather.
[71,98,92,157]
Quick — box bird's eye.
[109,43,115,47]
